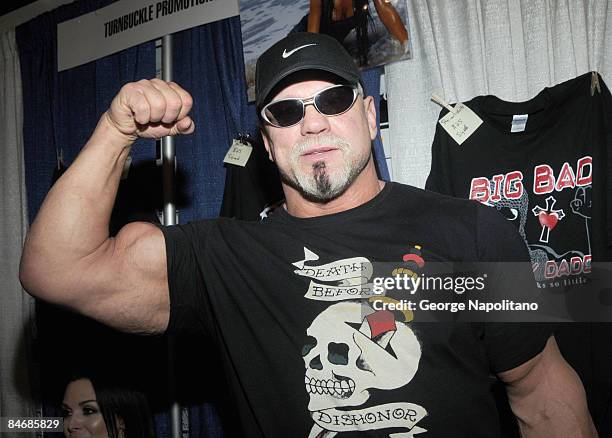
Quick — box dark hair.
[353,0,373,67]
[321,0,373,66]
[65,375,156,438]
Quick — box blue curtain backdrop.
[172,16,250,222]
[16,0,157,225]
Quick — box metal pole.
[161,33,182,438]
[162,34,176,228]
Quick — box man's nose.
[300,104,330,136]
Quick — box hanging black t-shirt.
[219,136,283,221]
[426,72,612,294]
[160,182,552,437]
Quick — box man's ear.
[261,128,276,162]
[362,95,378,141]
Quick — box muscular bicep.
[68,222,170,334]
[497,335,562,384]
[497,335,580,412]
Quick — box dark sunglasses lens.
[264,100,304,127]
[316,86,356,115]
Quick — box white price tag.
[438,103,483,145]
[223,140,253,167]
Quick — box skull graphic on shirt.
[302,301,422,412]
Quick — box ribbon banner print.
[309,403,427,437]
[293,248,374,301]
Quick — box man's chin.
[281,172,351,204]
[302,188,345,203]
[299,177,353,203]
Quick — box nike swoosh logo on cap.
[282,43,317,58]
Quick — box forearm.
[20,114,133,302]
[308,0,322,33]
[372,0,408,45]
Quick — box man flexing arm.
[19,79,194,334]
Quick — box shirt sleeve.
[482,323,553,373]
[473,202,556,373]
[158,221,217,338]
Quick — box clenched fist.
[105,79,195,141]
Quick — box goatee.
[277,134,370,203]
[312,161,332,196]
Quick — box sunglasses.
[261,84,361,128]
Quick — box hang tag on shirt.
[438,103,483,145]
[223,139,253,167]
[511,114,528,133]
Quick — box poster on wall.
[239,0,412,101]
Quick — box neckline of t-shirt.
[270,181,394,227]
[473,72,592,140]
[475,88,557,138]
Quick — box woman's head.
[61,375,155,438]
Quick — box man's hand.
[104,78,195,142]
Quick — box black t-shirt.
[219,137,283,221]
[426,72,612,292]
[160,182,551,437]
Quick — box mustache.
[292,134,351,159]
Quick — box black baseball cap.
[255,32,362,109]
